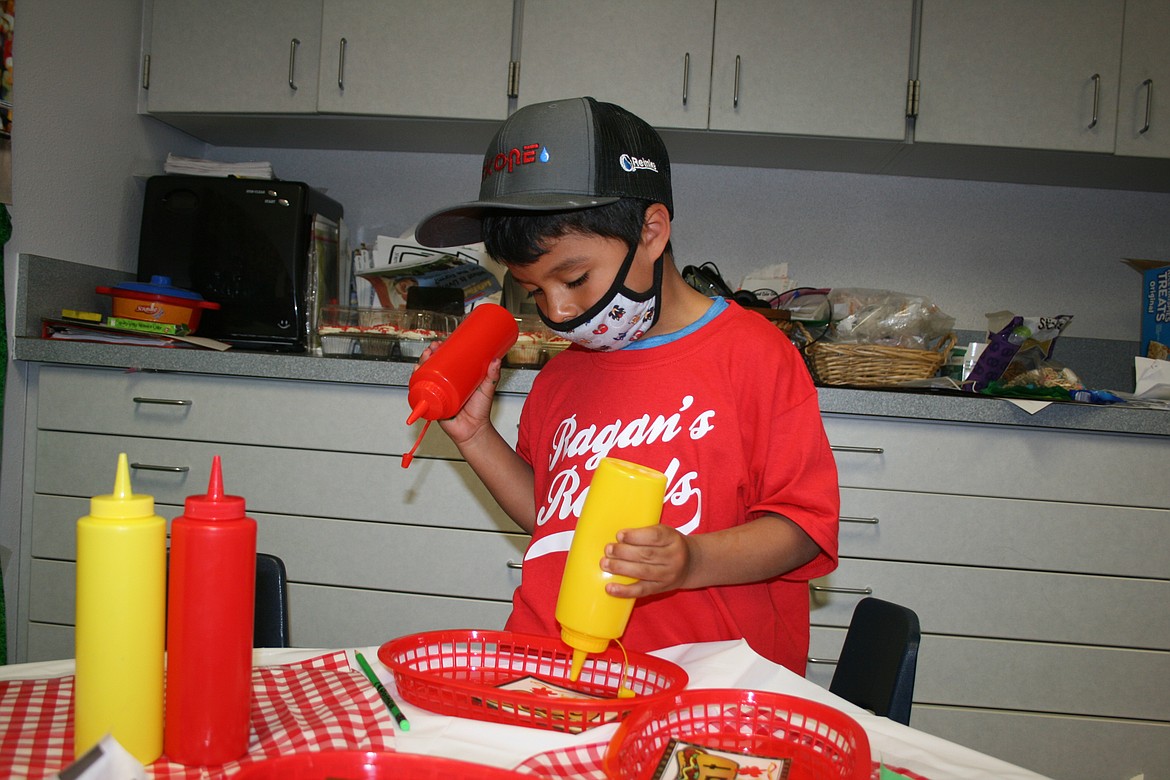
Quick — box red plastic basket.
[603,689,871,780]
[233,750,524,779]
[378,630,688,733]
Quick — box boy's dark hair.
[484,198,666,266]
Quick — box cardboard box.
[1124,258,1170,357]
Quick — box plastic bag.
[826,288,955,349]
[963,312,1073,392]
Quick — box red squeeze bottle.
[402,303,518,467]
[164,455,257,766]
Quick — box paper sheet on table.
[1134,357,1170,399]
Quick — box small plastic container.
[96,276,220,333]
[317,305,457,360]
[505,314,572,368]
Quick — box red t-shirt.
[506,301,839,673]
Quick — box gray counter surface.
[14,253,1169,437]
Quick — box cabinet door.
[1115,0,1170,158]
[709,0,914,140]
[317,0,512,120]
[914,0,1124,152]
[145,0,322,113]
[516,0,715,130]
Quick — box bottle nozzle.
[570,648,588,682]
[405,400,428,426]
[112,452,133,498]
[207,454,225,498]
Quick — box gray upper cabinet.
[316,0,512,120]
[708,0,915,141]
[913,0,1124,153]
[1115,0,1170,159]
[143,0,323,114]
[515,0,715,130]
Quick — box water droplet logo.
[539,147,550,163]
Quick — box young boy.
[413,97,838,673]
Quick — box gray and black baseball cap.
[414,96,673,248]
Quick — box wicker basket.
[805,333,956,387]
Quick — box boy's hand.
[415,343,502,447]
[601,525,694,599]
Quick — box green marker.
[354,650,411,732]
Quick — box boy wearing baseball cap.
[414,97,838,673]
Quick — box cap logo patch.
[483,143,550,181]
[619,154,658,173]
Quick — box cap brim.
[414,193,621,248]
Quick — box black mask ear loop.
[538,241,640,333]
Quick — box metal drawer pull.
[682,52,690,106]
[288,38,300,90]
[810,585,872,595]
[829,445,883,454]
[130,463,190,473]
[733,54,741,108]
[132,396,192,406]
[807,657,838,665]
[1088,72,1100,129]
[506,560,523,570]
[337,37,347,91]
[840,515,879,525]
[1140,78,1153,134]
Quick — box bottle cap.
[90,453,157,518]
[183,455,247,520]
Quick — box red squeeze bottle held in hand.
[164,455,257,766]
[402,303,518,468]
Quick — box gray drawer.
[824,414,1168,507]
[838,487,1170,578]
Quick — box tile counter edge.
[13,337,1168,437]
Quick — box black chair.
[829,597,920,725]
[254,553,291,648]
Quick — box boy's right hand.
[415,342,502,447]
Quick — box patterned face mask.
[539,244,663,351]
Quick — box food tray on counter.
[316,305,458,361]
[378,630,688,733]
[505,314,572,368]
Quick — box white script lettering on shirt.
[526,396,715,561]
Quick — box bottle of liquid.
[74,453,167,764]
[164,455,257,766]
[402,303,518,467]
[555,457,667,681]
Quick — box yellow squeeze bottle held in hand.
[74,453,166,764]
[555,457,667,681]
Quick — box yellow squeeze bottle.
[555,457,667,681]
[74,453,166,764]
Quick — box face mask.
[539,244,663,351]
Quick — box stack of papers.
[163,153,274,179]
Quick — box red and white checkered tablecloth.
[0,650,396,779]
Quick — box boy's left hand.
[602,525,693,598]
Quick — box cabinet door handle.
[733,55,741,108]
[288,38,300,91]
[130,462,190,473]
[1140,78,1153,134]
[807,657,838,665]
[1088,73,1100,129]
[506,560,523,570]
[337,37,347,91]
[810,585,873,595]
[840,515,879,525]
[829,445,884,454]
[133,396,192,406]
[682,52,690,106]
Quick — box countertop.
[14,253,1169,437]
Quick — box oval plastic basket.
[378,630,688,733]
[603,689,871,780]
[232,750,524,779]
